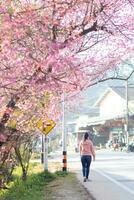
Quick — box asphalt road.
[49,149,134,200]
[93,151,134,191]
[77,150,134,200]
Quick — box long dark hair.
[83,132,89,141]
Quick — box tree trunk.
[22,168,27,181]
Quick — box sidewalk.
[47,171,93,200]
[76,169,134,200]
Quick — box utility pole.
[62,91,67,172]
[125,79,129,150]
[124,69,134,150]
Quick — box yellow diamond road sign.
[36,119,56,136]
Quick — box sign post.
[41,135,44,164]
[44,135,48,170]
[36,118,56,171]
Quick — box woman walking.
[79,132,95,182]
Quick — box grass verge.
[0,167,56,200]
[0,164,92,200]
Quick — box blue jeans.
[81,155,92,178]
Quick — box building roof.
[111,86,134,100]
[67,86,134,128]
[94,86,134,106]
[87,114,125,126]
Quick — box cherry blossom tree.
[0,0,133,98]
[0,0,133,129]
[0,0,133,187]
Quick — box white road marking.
[94,169,134,196]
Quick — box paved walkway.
[76,169,134,200]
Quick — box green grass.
[55,170,68,177]
[0,170,56,200]
[0,162,71,200]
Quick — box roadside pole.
[41,135,44,164]
[62,91,67,172]
[125,79,129,150]
[44,135,48,171]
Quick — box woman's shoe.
[83,177,86,182]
